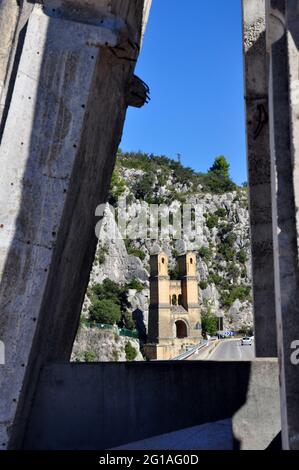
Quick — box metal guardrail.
[173,340,209,361]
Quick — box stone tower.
[146,251,201,360]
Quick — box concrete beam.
[242,0,277,357]
[267,0,299,450]
[0,0,151,449]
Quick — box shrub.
[198,246,212,262]
[124,239,146,261]
[126,279,144,293]
[199,172,237,194]
[220,285,251,308]
[225,232,237,247]
[237,249,247,264]
[218,243,235,262]
[95,244,108,265]
[89,299,121,325]
[206,214,219,230]
[132,173,155,201]
[201,309,218,336]
[84,351,96,362]
[215,208,227,218]
[199,280,208,290]
[125,342,137,361]
[208,273,222,286]
[227,263,241,282]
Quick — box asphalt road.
[208,339,255,361]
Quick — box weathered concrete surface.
[23,360,280,450]
[0,1,34,131]
[242,0,277,357]
[0,0,19,104]
[0,0,151,450]
[266,0,299,450]
[267,0,299,450]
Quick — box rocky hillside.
[72,151,253,361]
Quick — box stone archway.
[175,320,188,339]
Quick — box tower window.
[162,257,165,264]
[190,258,193,264]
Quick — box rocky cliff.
[72,152,253,361]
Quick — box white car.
[241,336,253,346]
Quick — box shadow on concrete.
[23,361,252,450]
[133,308,147,343]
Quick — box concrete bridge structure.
[0,0,299,450]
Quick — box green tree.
[209,156,230,178]
[201,310,218,336]
[125,342,137,361]
[89,299,121,325]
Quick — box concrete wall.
[23,360,280,450]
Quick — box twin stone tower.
[146,252,202,360]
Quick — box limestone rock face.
[86,178,252,332]
[72,327,143,362]
[73,165,253,361]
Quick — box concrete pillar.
[0,0,151,449]
[267,0,299,450]
[0,1,34,133]
[242,0,277,357]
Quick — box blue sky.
[120,0,247,185]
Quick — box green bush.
[113,151,238,198]
[201,309,218,336]
[227,263,241,282]
[84,351,96,362]
[89,299,121,325]
[126,279,144,293]
[125,342,137,361]
[95,244,108,265]
[208,273,222,286]
[206,214,219,230]
[124,239,146,261]
[198,246,212,262]
[237,249,247,264]
[220,285,251,308]
[218,243,235,262]
[198,172,237,194]
[199,280,208,290]
[132,173,155,201]
[215,208,227,218]
[225,232,237,247]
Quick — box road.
[208,339,255,361]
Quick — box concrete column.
[0,0,151,449]
[242,0,277,357]
[0,0,19,98]
[267,0,299,450]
